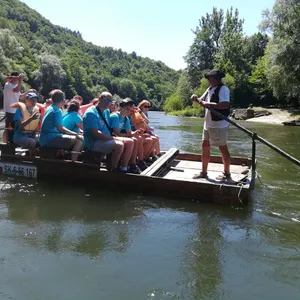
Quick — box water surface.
[0,112,300,300]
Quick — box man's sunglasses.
[104,97,112,104]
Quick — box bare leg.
[129,137,138,165]
[154,134,161,155]
[111,141,124,169]
[201,140,210,173]
[150,136,158,156]
[116,137,134,168]
[219,145,230,174]
[136,135,144,160]
[71,137,84,161]
[143,137,153,159]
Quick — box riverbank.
[165,108,300,125]
[246,109,300,125]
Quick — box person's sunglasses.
[143,105,150,108]
[104,97,112,104]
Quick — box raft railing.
[206,106,300,189]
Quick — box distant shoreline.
[163,108,300,125]
[246,109,300,125]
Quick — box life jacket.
[130,111,148,131]
[18,102,39,132]
[203,83,230,121]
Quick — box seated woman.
[62,99,83,134]
[12,92,40,156]
[129,105,156,161]
[137,100,161,158]
[39,89,83,162]
[110,98,148,173]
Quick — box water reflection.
[0,112,300,299]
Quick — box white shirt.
[3,82,20,114]
[200,85,230,129]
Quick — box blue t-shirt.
[110,112,131,133]
[83,107,111,149]
[62,111,82,134]
[13,108,38,139]
[39,105,63,146]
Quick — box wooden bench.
[0,143,17,155]
[82,151,112,170]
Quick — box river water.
[0,111,300,300]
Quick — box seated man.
[83,92,133,172]
[110,98,147,173]
[12,92,40,156]
[39,89,83,162]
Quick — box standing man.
[3,72,23,143]
[3,72,35,143]
[191,69,231,180]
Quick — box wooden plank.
[171,160,249,174]
[164,168,247,185]
[0,143,16,155]
[141,148,179,176]
[177,153,251,166]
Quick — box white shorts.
[202,127,228,146]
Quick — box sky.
[21,0,274,70]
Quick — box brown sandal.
[193,172,208,179]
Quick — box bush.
[168,103,204,117]
[163,93,183,112]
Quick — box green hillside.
[0,0,179,107]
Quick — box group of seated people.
[8,89,161,174]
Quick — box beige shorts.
[92,140,117,154]
[202,127,228,146]
[47,135,77,149]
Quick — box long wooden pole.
[206,106,300,167]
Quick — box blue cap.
[26,92,38,99]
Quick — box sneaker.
[137,160,148,171]
[151,155,159,161]
[216,172,231,180]
[118,167,128,173]
[127,164,141,174]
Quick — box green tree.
[176,73,193,106]
[32,54,66,96]
[214,8,249,79]
[184,7,223,89]
[163,93,183,112]
[261,0,300,106]
[0,28,23,80]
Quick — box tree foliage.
[261,0,300,106]
[180,5,289,113]
[0,0,179,107]
[32,54,66,96]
